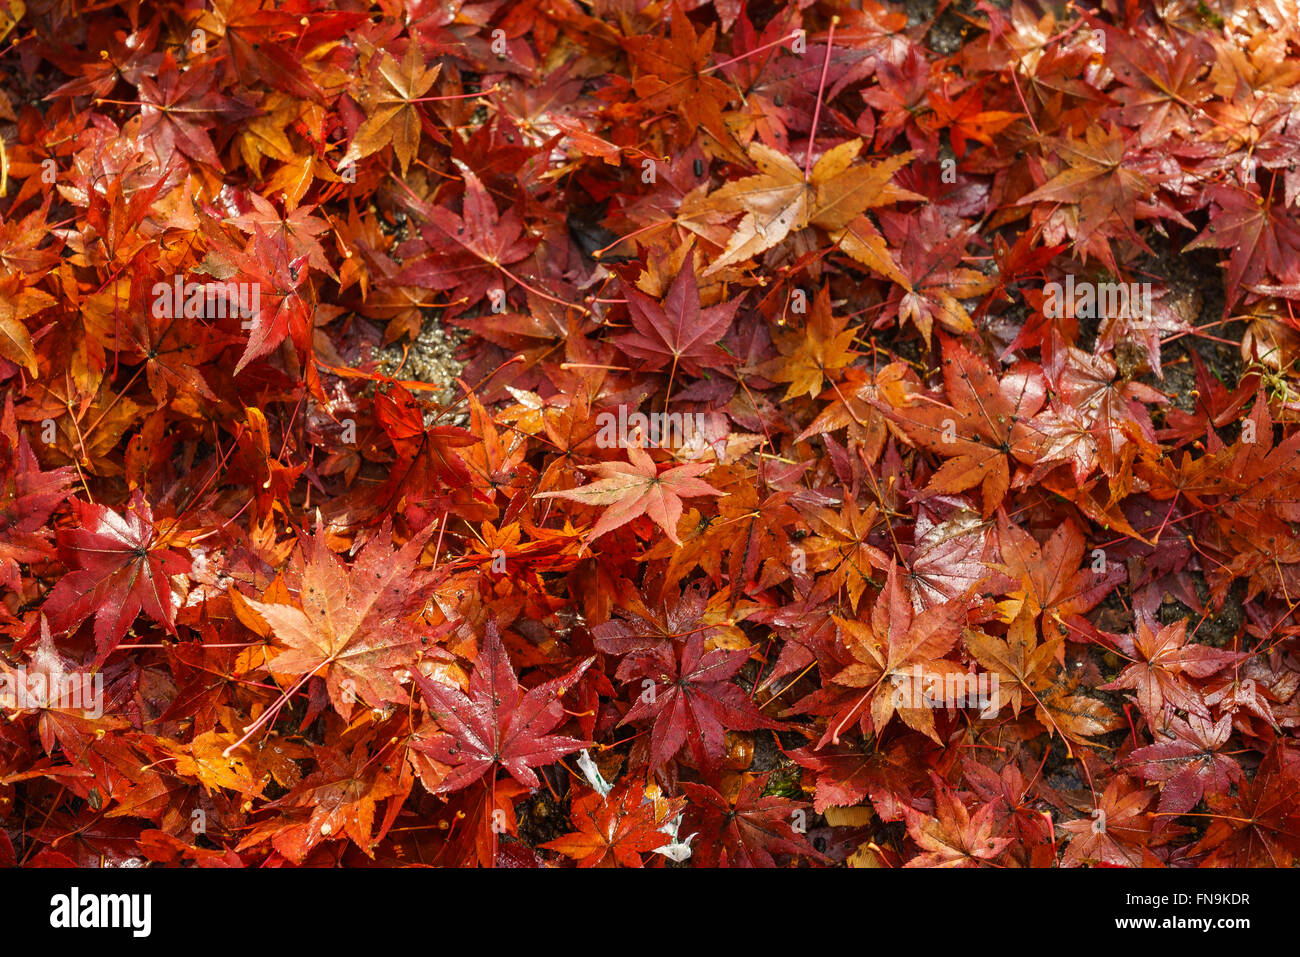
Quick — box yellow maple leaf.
[701,138,921,276]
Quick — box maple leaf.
[173,730,263,796]
[370,383,479,514]
[1,618,126,758]
[411,620,594,793]
[615,255,739,381]
[797,362,909,459]
[234,740,406,862]
[827,563,968,744]
[281,742,405,859]
[1194,745,1300,867]
[398,166,536,311]
[0,271,55,376]
[901,503,993,612]
[965,608,1061,719]
[0,398,74,593]
[1183,183,1300,306]
[925,81,1021,157]
[65,162,178,272]
[119,263,225,402]
[902,778,1012,867]
[974,230,1066,320]
[681,774,826,867]
[1101,617,1243,723]
[590,584,743,656]
[1040,685,1124,755]
[801,498,890,609]
[240,522,441,719]
[137,52,253,168]
[968,604,1115,751]
[700,138,920,275]
[763,285,859,400]
[341,39,442,175]
[788,739,919,817]
[644,477,803,592]
[611,143,727,253]
[1011,401,1100,486]
[541,779,685,868]
[1203,659,1286,734]
[225,192,335,276]
[534,440,724,547]
[883,336,1046,517]
[616,629,778,775]
[1100,22,1213,146]
[215,225,314,378]
[861,45,931,148]
[962,755,1057,866]
[1061,777,1157,867]
[0,202,62,279]
[1016,124,1187,272]
[994,517,1124,640]
[47,20,162,100]
[1127,713,1242,826]
[624,5,738,159]
[44,491,191,659]
[877,207,994,343]
[199,0,323,102]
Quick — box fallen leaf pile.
[3,0,1300,868]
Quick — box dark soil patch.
[1155,574,1248,648]
[1140,237,1244,415]
[515,787,572,847]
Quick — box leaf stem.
[803,16,839,182]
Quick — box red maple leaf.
[44,491,191,659]
[925,81,1021,158]
[877,207,993,344]
[1101,617,1243,724]
[883,335,1046,516]
[681,774,826,867]
[616,629,778,775]
[541,779,686,868]
[371,383,480,514]
[1128,713,1243,826]
[241,521,442,719]
[902,777,1012,867]
[788,739,920,818]
[1061,776,1160,867]
[398,168,537,313]
[995,516,1125,640]
[1194,745,1300,866]
[1184,183,1300,306]
[0,398,74,594]
[411,620,594,793]
[616,257,740,381]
